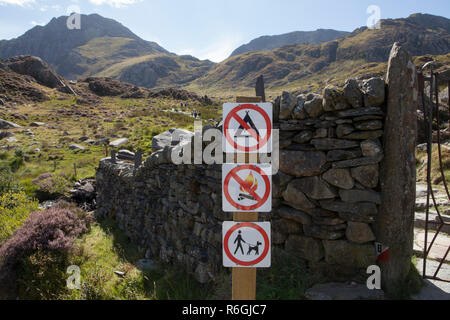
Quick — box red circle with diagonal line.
[223,165,270,211]
[223,222,270,266]
[224,104,272,152]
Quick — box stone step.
[413,228,450,263]
[415,212,450,234]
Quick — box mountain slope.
[191,13,450,92]
[230,29,349,57]
[0,14,168,79]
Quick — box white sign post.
[223,221,271,268]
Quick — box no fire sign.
[222,164,272,212]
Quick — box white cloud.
[0,0,35,6]
[31,20,45,26]
[89,0,143,8]
[195,35,244,63]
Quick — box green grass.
[15,217,212,300]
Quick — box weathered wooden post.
[135,150,143,168]
[231,96,262,300]
[255,75,266,103]
[111,149,116,164]
[378,42,418,296]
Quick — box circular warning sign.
[224,104,272,152]
[223,164,271,211]
[223,222,270,267]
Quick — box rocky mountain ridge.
[230,29,349,57]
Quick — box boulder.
[350,165,379,188]
[354,120,383,131]
[285,235,324,262]
[304,94,324,117]
[313,128,328,138]
[332,155,383,169]
[311,138,359,150]
[323,86,351,111]
[336,124,355,138]
[117,149,135,161]
[292,95,307,120]
[360,139,383,157]
[289,176,337,200]
[30,122,45,127]
[279,150,326,177]
[322,168,354,190]
[342,130,383,140]
[5,56,67,89]
[69,144,85,151]
[319,200,378,223]
[0,131,13,140]
[282,182,315,210]
[277,206,312,225]
[337,107,383,118]
[272,172,294,198]
[339,189,381,204]
[152,128,193,151]
[361,78,386,107]
[109,138,129,148]
[292,130,313,144]
[322,240,377,268]
[279,91,297,120]
[346,222,376,244]
[0,119,21,129]
[343,79,363,108]
[326,149,362,162]
[303,224,346,240]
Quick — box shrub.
[0,191,38,243]
[0,167,21,195]
[32,173,70,201]
[0,202,91,287]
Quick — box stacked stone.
[96,159,226,283]
[95,76,388,284]
[272,77,386,272]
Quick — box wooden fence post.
[231,95,262,300]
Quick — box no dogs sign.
[222,221,271,268]
[222,103,272,153]
[222,164,272,212]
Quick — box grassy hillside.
[187,13,450,96]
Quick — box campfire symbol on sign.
[238,172,258,202]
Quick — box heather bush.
[0,201,92,294]
[0,191,39,243]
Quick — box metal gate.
[418,64,450,283]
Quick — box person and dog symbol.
[233,230,262,256]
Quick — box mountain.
[230,29,349,57]
[190,13,450,92]
[0,14,215,88]
[0,13,448,93]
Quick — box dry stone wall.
[96,76,388,283]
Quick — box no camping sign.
[222,103,273,153]
[222,164,272,212]
[222,221,271,268]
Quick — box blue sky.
[0,0,449,62]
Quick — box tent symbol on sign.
[234,111,260,140]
